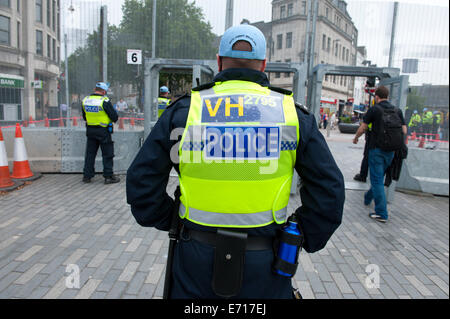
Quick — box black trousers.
[83,126,114,178]
[359,134,370,179]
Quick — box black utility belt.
[184,228,273,251]
[181,228,273,298]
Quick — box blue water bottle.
[275,214,303,277]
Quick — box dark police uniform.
[81,93,119,179]
[126,69,345,299]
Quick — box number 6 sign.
[127,49,142,65]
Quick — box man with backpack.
[353,86,407,223]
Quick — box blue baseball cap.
[423,108,428,111]
[160,86,170,93]
[219,24,266,60]
[96,82,110,91]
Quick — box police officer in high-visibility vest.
[422,107,434,140]
[432,111,442,139]
[82,82,120,184]
[126,25,345,299]
[408,110,421,136]
[158,86,171,118]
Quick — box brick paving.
[0,129,448,299]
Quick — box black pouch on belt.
[211,229,248,298]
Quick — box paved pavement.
[0,129,448,299]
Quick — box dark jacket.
[126,68,345,298]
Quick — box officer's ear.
[217,54,223,72]
[260,59,267,72]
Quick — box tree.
[66,0,217,108]
[407,88,426,112]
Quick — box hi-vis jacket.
[178,80,300,228]
[158,97,171,118]
[422,111,434,125]
[409,114,421,127]
[82,95,112,127]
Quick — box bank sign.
[0,77,25,88]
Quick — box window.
[280,5,286,19]
[287,3,293,17]
[16,21,19,49]
[285,59,291,77]
[0,0,10,8]
[52,38,55,61]
[326,7,329,19]
[36,30,43,55]
[275,60,281,78]
[36,0,42,22]
[0,15,10,46]
[17,0,19,12]
[335,42,338,57]
[342,46,346,60]
[340,76,343,86]
[52,0,56,31]
[47,0,51,27]
[302,1,306,15]
[345,24,348,34]
[346,49,349,62]
[57,0,60,40]
[327,37,330,52]
[322,34,326,50]
[277,34,283,50]
[333,75,336,84]
[47,34,51,58]
[286,32,292,49]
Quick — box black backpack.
[375,105,404,151]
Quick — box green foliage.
[407,88,426,113]
[66,0,217,106]
[339,116,352,123]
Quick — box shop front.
[0,74,24,122]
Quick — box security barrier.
[1,127,143,174]
[397,148,449,196]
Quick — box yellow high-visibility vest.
[82,95,111,127]
[178,80,300,228]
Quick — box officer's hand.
[353,136,359,144]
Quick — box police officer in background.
[126,25,345,299]
[82,82,120,184]
[158,86,171,118]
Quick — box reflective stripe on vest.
[178,80,300,228]
[83,95,111,127]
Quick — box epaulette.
[295,102,310,115]
[268,86,293,96]
[192,82,216,92]
[166,93,190,110]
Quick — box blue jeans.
[364,148,394,219]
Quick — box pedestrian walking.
[126,24,345,299]
[81,82,120,184]
[353,86,407,223]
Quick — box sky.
[62,0,449,85]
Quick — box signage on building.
[32,80,44,89]
[0,77,25,88]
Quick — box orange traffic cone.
[119,118,124,130]
[10,124,37,180]
[45,117,49,127]
[72,117,78,127]
[130,118,135,127]
[59,118,64,127]
[0,128,14,189]
[418,137,425,148]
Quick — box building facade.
[0,0,61,122]
[268,0,358,108]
